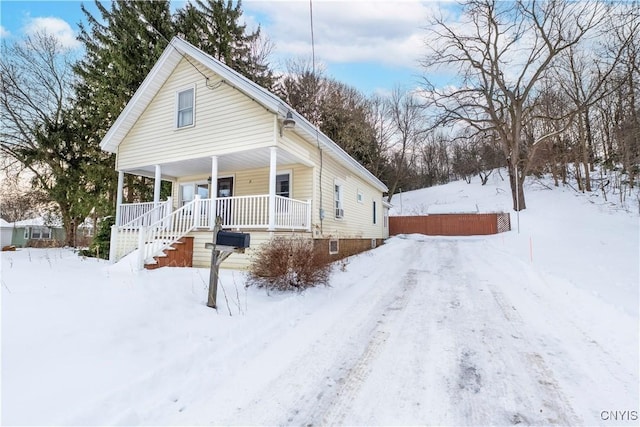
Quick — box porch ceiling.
[125,147,311,180]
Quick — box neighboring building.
[10,217,65,248]
[100,37,390,269]
[0,219,12,248]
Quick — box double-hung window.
[176,87,194,128]
[30,227,51,240]
[373,201,377,224]
[334,182,344,219]
[276,173,290,198]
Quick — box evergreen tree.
[174,0,274,89]
[73,0,174,209]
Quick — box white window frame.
[329,239,339,255]
[30,227,51,240]
[384,208,389,228]
[357,189,363,204]
[276,170,292,198]
[175,85,195,129]
[179,180,209,206]
[23,227,30,239]
[334,180,344,219]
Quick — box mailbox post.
[205,217,250,309]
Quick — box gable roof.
[100,37,387,193]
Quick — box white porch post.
[194,195,201,228]
[153,165,161,206]
[268,147,277,231]
[210,156,218,230]
[115,170,124,226]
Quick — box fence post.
[306,199,312,231]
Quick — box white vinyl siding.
[190,230,313,270]
[281,130,386,240]
[173,164,312,208]
[116,59,273,170]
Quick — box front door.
[216,177,234,225]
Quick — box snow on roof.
[0,218,12,228]
[12,217,61,227]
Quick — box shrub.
[78,216,114,259]
[248,236,331,291]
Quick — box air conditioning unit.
[335,208,344,218]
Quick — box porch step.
[144,237,194,270]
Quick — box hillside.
[2,173,638,426]
[390,171,639,316]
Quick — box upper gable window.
[176,87,194,128]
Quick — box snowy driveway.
[171,236,638,426]
[2,236,638,426]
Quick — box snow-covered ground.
[2,174,638,426]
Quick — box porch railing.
[109,195,312,267]
[118,199,172,227]
[199,194,311,231]
[198,195,311,230]
[138,199,201,267]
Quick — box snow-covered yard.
[2,175,638,426]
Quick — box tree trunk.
[508,161,526,211]
[65,221,77,248]
[575,163,583,192]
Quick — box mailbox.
[216,230,250,248]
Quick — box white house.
[100,37,390,269]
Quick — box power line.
[309,0,324,232]
[138,14,220,89]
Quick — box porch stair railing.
[109,197,194,267]
[136,198,202,269]
[118,199,172,228]
[109,195,312,268]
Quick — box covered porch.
[109,146,315,267]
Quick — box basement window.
[329,239,339,255]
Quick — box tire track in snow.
[208,239,427,426]
[319,268,420,426]
[464,242,581,425]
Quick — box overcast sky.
[1,0,458,95]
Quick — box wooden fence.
[389,213,511,236]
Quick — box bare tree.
[0,172,48,222]
[421,0,616,210]
[0,31,99,246]
[386,87,424,202]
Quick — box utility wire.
[310,0,324,233]
[138,14,220,89]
